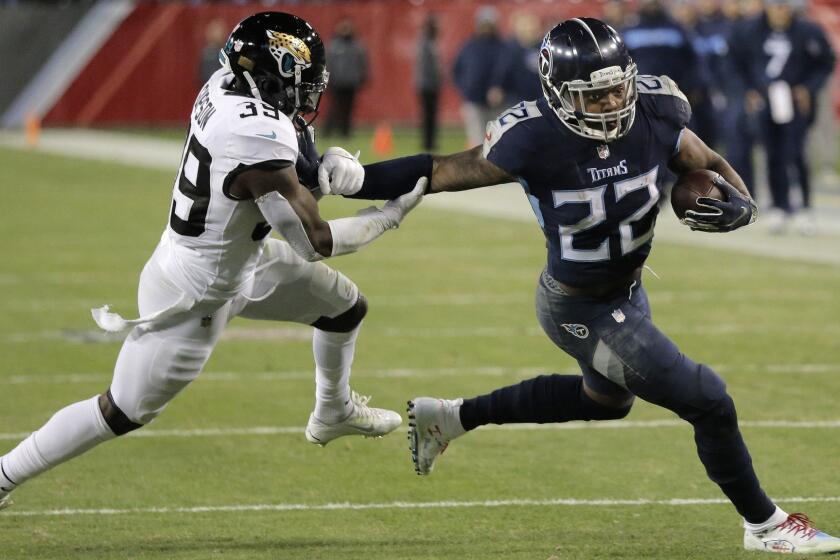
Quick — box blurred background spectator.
[691,0,732,150]
[487,11,543,109]
[415,13,442,151]
[197,18,227,88]
[718,0,763,195]
[324,18,368,138]
[622,0,708,139]
[452,5,506,146]
[603,0,629,28]
[1,0,836,207]
[730,0,836,234]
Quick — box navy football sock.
[459,374,631,431]
[688,394,776,523]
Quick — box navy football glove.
[682,174,758,233]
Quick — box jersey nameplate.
[192,83,217,131]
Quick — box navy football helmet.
[538,18,637,142]
[220,12,328,121]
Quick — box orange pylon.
[25,112,41,148]
[372,122,394,156]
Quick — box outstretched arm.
[428,146,516,193]
[231,164,424,261]
[329,147,515,200]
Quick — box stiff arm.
[428,146,516,194]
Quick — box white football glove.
[318,147,364,196]
[379,177,427,226]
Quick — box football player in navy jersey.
[320,17,840,555]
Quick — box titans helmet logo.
[538,47,552,79]
[266,30,312,77]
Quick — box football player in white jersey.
[0,12,424,510]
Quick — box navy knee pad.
[311,294,368,333]
[98,390,143,436]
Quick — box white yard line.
[1,289,836,311]
[2,363,836,386]
[5,322,840,344]
[4,495,840,518]
[3,419,840,442]
[3,366,532,385]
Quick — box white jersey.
[160,69,299,300]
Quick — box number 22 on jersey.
[552,166,659,262]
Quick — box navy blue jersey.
[484,75,691,287]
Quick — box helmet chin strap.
[242,70,264,103]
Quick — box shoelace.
[776,513,818,540]
[350,391,379,419]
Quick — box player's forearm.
[256,189,401,259]
[327,210,396,256]
[428,146,515,193]
[671,129,752,200]
[349,155,433,200]
[706,153,751,200]
[349,147,513,199]
[255,191,329,261]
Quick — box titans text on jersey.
[483,75,691,287]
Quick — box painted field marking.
[2,288,836,311]
[6,321,840,344]
[4,495,840,518]
[2,363,836,386]
[3,419,840,442]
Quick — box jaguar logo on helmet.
[266,30,312,77]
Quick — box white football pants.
[111,238,358,424]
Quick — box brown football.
[670,169,725,220]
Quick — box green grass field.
[1,130,839,560]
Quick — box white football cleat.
[407,397,465,475]
[744,513,840,554]
[305,391,402,446]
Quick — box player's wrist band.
[350,154,433,200]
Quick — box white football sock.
[744,506,789,533]
[0,395,115,487]
[0,458,15,492]
[312,326,359,423]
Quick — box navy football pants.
[461,269,775,522]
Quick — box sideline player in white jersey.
[0,12,423,510]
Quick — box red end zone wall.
[44,0,839,127]
[43,0,599,127]
[814,0,840,117]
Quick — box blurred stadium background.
[1,1,839,559]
